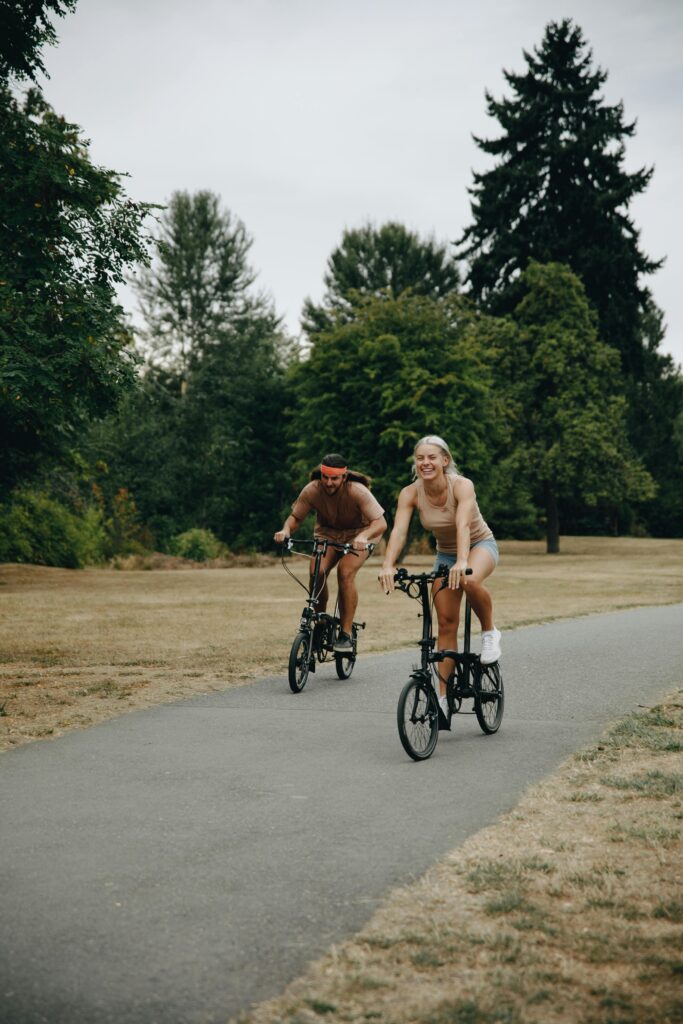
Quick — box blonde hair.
[412,435,459,478]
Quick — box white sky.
[37,0,683,367]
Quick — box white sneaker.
[480,628,501,665]
[438,695,449,717]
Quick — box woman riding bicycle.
[378,435,501,717]
[275,454,387,653]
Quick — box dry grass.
[233,692,683,1024]
[1,536,682,751]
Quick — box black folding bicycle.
[281,537,373,693]
[393,564,504,760]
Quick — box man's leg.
[334,548,371,642]
[310,548,340,615]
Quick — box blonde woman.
[378,436,500,719]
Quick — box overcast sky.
[37,0,683,367]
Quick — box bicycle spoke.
[474,661,505,734]
[397,679,439,761]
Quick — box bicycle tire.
[397,678,439,761]
[288,631,312,693]
[474,661,504,734]
[335,651,355,679]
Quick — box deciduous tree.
[0,0,76,82]
[0,86,155,493]
[498,263,655,552]
[289,292,497,530]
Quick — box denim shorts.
[431,537,500,573]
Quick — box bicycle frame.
[285,536,358,635]
[397,567,475,695]
[394,564,504,758]
[282,537,373,691]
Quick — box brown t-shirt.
[291,480,385,543]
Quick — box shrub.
[0,490,97,568]
[169,528,224,562]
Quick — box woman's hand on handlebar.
[378,565,397,595]
[447,560,470,590]
[274,529,290,544]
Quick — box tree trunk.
[545,484,560,554]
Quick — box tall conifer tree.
[303,222,460,337]
[458,19,660,378]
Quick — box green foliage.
[133,190,264,376]
[0,489,101,568]
[170,528,224,562]
[0,85,155,493]
[87,191,291,551]
[302,221,460,337]
[459,18,660,378]
[0,0,77,82]
[497,262,655,550]
[288,292,498,530]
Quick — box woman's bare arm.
[378,485,417,593]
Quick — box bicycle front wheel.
[397,678,439,761]
[288,631,312,693]
[474,661,504,734]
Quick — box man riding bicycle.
[274,454,387,653]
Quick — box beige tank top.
[415,476,493,555]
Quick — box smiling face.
[414,443,449,482]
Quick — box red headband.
[320,464,347,478]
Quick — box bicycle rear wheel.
[474,661,504,734]
[397,678,439,761]
[288,631,312,693]
[335,653,355,679]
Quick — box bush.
[0,490,108,568]
[169,528,225,562]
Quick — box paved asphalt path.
[2,604,682,1024]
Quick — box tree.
[132,191,263,379]
[302,222,460,337]
[458,18,661,378]
[94,192,291,549]
[0,0,76,82]
[288,292,498,529]
[0,86,155,494]
[497,263,655,552]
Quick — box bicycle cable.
[280,548,330,604]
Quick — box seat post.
[463,599,472,654]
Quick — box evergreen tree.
[97,192,291,549]
[132,191,262,379]
[458,18,660,378]
[303,222,460,337]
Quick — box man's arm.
[274,514,302,544]
[352,514,388,550]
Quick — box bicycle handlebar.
[283,537,375,557]
[393,564,472,597]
